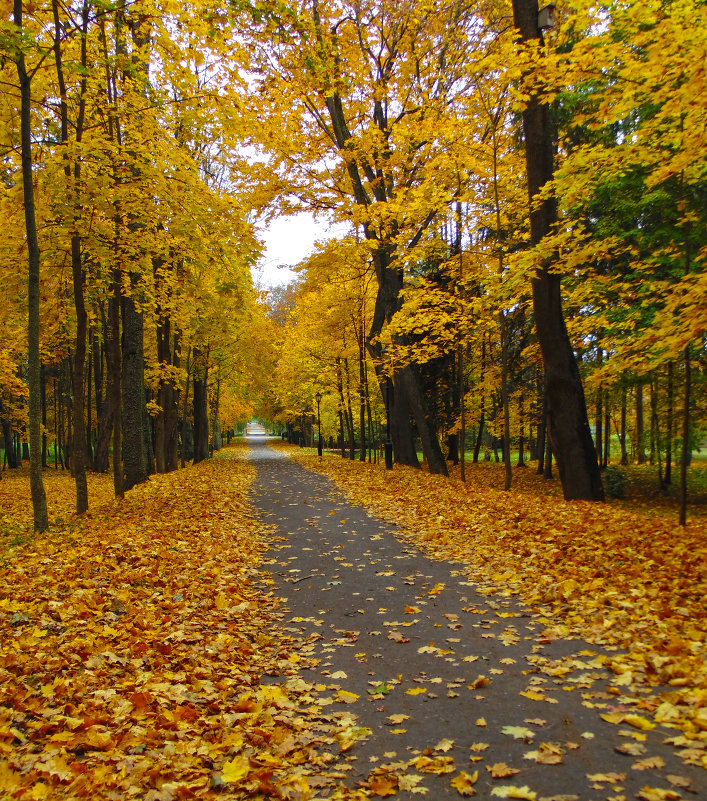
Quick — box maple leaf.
[368,773,398,796]
[501,726,535,741]
[450,770,478,796]
[435,738,455,752]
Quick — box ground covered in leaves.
[286,447,707,763]
[0,446,362,799]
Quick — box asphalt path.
[248,437,704,800]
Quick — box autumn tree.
[237,0,511,474]
[511,0,604,501]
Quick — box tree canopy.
[0,0,704,522]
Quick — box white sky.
[252,213,349,288]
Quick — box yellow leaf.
[488,763,520,778]
[519,690,546,701]
[623,714,655,731]
[490,785,537,800]
[435,738,455,752]
[451,770,478,796]
[222,755,250,784]
[636,788,682,801]
[336,690,360,703]
[369,774,398,796]
[406,687,427,695]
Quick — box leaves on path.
[0,450,357,798]
[290,449,707,753]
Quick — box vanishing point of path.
[248,438,704,800]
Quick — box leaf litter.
[285,446,707,791]
[0,448,364,799]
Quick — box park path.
[247,438,704,800]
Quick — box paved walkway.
[248,439,704,799]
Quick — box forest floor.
[0,440,704,799]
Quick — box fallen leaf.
[501,726,535,741]
[435,738,455,752]
[450,770,478,796]
[368,773,398,796]
[222,756,250,784]
[490,785,537,800]
[632,756,666,771]
[488,763,521,778]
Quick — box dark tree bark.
[343,357,356,460]
[14,0,49,529]
[154,276,179,473]
[358,324,366,462]
[192,347,209,464]
[543,422,553,479]
[679,346,691,526]
[335,358,349,459]
[41,365,47,468]
[603,393,610,468]
[121,291,148,489]
[664,361,674,486]
[512,0,603,501]
[594,347,603,465]
[636,381,646,464]
[53,0,89,513]
[517,393,526,467]
[620,381,628,465]
[536,383,546,475]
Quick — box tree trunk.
[512,0,603,501]
[517,393,526,467]
[473,408,485,464]
[401,364,447,474]
[181,347,192,467]
[121,291,148,490]
[192,347,209,464]
[595,348,603,465]
[543,422,553,479]
[679,346,690,525]
[620,381,628,465]
[14,0,49,530]
[358,324,366,462]
[664,361,674,486]
[41,365,47,468]
[500,311,512,491]
[336,357,348,459]
[53,0,90,512]
[636,381,646,464]
[603,392,610,468]
[536,383,546,474]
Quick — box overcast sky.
[253,213,348,288]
